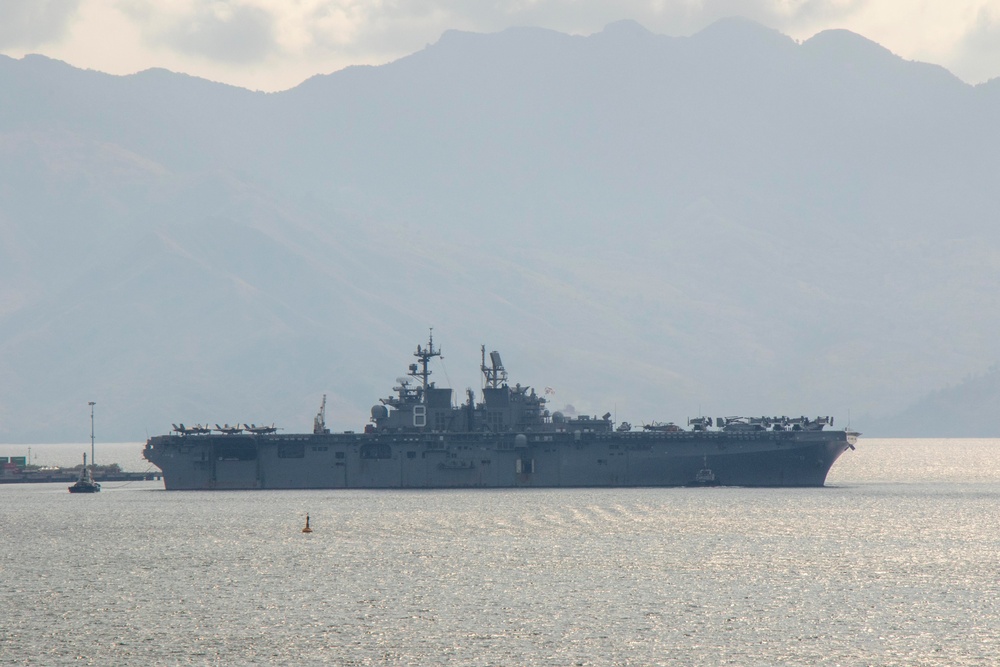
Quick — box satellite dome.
[552,411,565,423]
[371,405,388,420]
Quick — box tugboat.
[68,401,101,494]
[68,452,101,494]
[686,455,720,487]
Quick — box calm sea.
[1,439,998,666]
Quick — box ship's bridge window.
[487,411,503,431]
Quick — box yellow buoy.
[302,513,313,533]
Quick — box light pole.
[89,401,96,472]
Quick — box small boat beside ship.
[685,456,720,487]
[143,334,858,490]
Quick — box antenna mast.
[410,328,442,396]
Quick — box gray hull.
[143,429,855,490]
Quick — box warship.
[143,334,858,490]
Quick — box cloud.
[295,0,867,62]
[120,1,279,64]
[0,0,81,49]
[951,5,1000,83]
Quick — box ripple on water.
[2,439,1000,665]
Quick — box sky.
[1,0,999,91]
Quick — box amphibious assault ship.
[143,334,857,490]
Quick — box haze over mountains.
[1,18,999,442]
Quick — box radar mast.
[409,329,441,397]
[481,346,508,389]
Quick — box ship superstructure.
[144,333,857,490]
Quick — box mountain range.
[2,18,999,442]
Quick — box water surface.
[2,439,998,665]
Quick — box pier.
[0,462,161,484]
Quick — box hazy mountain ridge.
[1,19,999,441]
[866,366,1000,437]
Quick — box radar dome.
[370,405,388,420]
[552,411,565,423]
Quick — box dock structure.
[0,467,162,484]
